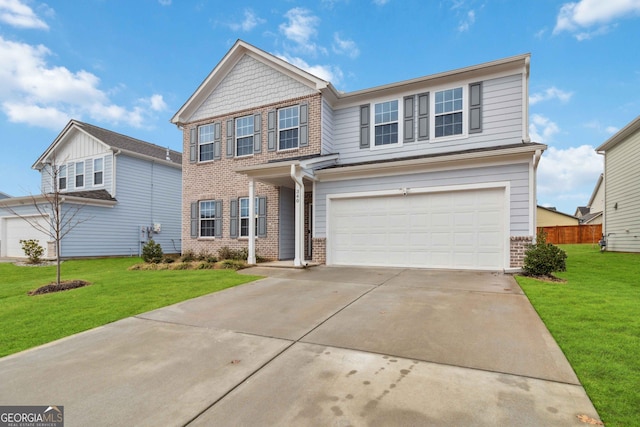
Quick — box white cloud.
[277,54,343,85]
[0,0,48,29]
[605,126,619,134]
[229,9,265,32]
[158,0,171,5]
[0,36,164,130]
[537,145,603,206]
[554,0,640,39]
[585,120,620,135]
[529,114,560,143]
[529,86,573,105]
[458,10,476,32]
[332,33,359,59]
[372,0,390,5]
[279,8,322,55]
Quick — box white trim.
[325,181,511,269]
[370,98,403,150]
[235,115,255,158]
[92,156,105,188]
[431,85,468,143]
[277,105,301,151]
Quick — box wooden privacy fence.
[537,224,602,244]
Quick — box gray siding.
[40,153,114,196]
[314,162,530,238]
[278,187,295,260]
[332,74,523,165]
[59,154,182,257]
[321,99,334,155]
[604,130,640,252]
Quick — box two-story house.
[172,40,545,271]
[0,120,182,258]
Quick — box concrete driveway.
[0,266,600,426]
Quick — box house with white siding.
[0,120,182,259]
[596,115,640,252]
[172,40,545,271]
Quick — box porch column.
[290,165,305,267]
[247,178,256,265]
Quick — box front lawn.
[516,244,640,427]
[0,258,261,358]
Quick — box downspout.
[112,149,121,198]
[531,149,542,241]
[290,164,307,267]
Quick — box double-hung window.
[239,197,258,237]
[199,124,214,162]
[75,162,84,188]
[236,116,254,157]
[199,200,218,237]
[93,158,103,186]
[278,106,299,150]
[435,87,463,137]
[374,100,399,146]
[58,164,67,191]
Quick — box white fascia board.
[595,114,640,152]
[0,195,116,208]
[111,148,182,170]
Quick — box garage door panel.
[4,216,49,258]
[329,188,505,270]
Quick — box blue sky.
[1,0,639,215]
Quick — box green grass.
[0,258,261,358]
[516,245,640,427]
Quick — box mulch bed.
[28,280,91,296]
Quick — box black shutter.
[404,95,415,143]
[418,92,429,141]
[190,202,199,238]
[299,103,308,147]
[230,198,238,239]
[226,119,234,158]
[257,196,267,238]
[213,122,221,160]
[189,128,197,163]
[267,110,276,151]
[214,200,223,238]
[469,82,483,134]
[359,104,370,149]
[254,114,262,153]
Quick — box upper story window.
[435,87,463,137]
[278,106,299,150]
[374,100,399,146]
[236,116,254,157]
[93,158,103,186]
[199,200,219,237]
[199,124,214,162]
[58,164,67,191]
[75,162,84,188]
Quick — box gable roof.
[537,205,579,220]
[172,39,531,124]
[596,115,640,152]
[33,120,182,170]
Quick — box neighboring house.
[574,174,603,224]
[172,40,545,271]
[0,120,182,258]
[596,115,640,252]
[537,206,579,227]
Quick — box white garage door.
[328,187,505,270]
[3,216,50,258]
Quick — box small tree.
[20,239,44,264]
[523,231,567,277]
[142,239,163,263]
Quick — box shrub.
[218,246,248,261]
[141,239,164,264]
[170,262,190,270]
[20,239,44,264]
[196,261,215,270]
[163,256,176,264]
[522,232,567,277]
[218,259,246,270]
[197,251,217,263]
[181,250,196,262]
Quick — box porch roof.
[234,154,339,188]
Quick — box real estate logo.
[0,406,64,427]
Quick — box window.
[278,106,299,150]
[239,197,258,237]
[93,158,103,186]
[58,164,67,191]
[75,162,84,188]
[435,87,463,137]
[374,100,399,146]
[236,116,254,157]
[199,124,214,162]
[199,200,218,237]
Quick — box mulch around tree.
[28,280,91,296]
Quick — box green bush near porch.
[517,244,640,427]
[0,257,260,358]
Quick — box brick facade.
[312,238,326,264]
[182,93,322,261]
[510,235,533,268]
